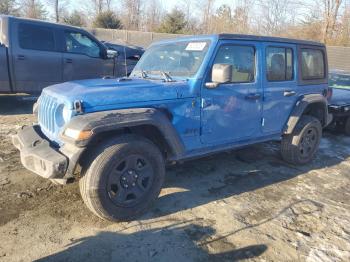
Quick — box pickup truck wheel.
[344,117,350,136]
[79,135,165,221]
[281,115,322,165]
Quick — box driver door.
[62,30,114,81]
[200,41,263,145]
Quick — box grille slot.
[38,93,59,137]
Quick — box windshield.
[329,72,350,89]
[131,40,211,79]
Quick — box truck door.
[200,41,263,145]
[62,30,114,81]
[0,45,11,92]
[261,43,298,134]
[11,22,62,93]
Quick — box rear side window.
[266,47,293,81]
[18,23,55,51]
[214,45,255,83]
[301,49,325,80]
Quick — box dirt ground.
[0,95,349,262]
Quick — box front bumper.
[12,125,81,179]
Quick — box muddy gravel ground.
[0,95,350,262]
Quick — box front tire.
[281,115,322,165]
[79,135,165,221]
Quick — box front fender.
[61,108,185,158]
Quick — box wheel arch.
[61,108,185,177]
[284,94,331,135]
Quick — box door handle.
[17,55,25,60]
[245,93,261,100]
[65,58,73,63]
[284,90,296,97]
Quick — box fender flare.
[61,108,185,159]
[283,94,332,134]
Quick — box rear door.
[11,21,62,93]
[61,30,114,81]
[261,43,299,134]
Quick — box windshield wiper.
[141,70,148,79]
[160,71,173,82]
[135,70,174,82]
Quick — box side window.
[213,45,255,83]
[301,49,325,80]
[266,47,293,81]
[65,31,102,58]
[18,23,55,51]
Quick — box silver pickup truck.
[0,16,122,94]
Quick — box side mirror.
[205,64,232,89]
[107,49,118,59]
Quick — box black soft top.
[218,34,324,47]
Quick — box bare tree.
[321,0,343,43]
[211,4,233,33]
[143,0,163,31]
[232,0,254,34]
[0,0,20,16]
[256,0,298,35]
[121,0,141,30]
[180,0,192,25]
[21,0,47,19]
[46,0,66,22]
[200,0,216,33]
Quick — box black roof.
[218,34,324,47]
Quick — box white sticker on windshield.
[185,42,207,51]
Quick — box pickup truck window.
[132,40,210,78]
[18,23,55,52]
[213,45,255,83]
[65,31,101,58]
[266,47,293,81]
[301,49,325,80]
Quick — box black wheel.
[79,135,165,221]
[281,115,322,165]
[344,117,350,136]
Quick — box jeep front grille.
[38,93,59,138]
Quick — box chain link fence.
[86,28,350,72]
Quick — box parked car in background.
[328,70,350,135]
[102,41,144,76]
[0,15,125,94]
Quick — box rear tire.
[281,115,322,165]
[79,135,165,222]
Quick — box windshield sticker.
[185,42,207,51]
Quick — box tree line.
[0,0,349,46]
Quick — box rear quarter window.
[301,49,325,80]
[18,23,56,52]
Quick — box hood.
[330,87,350,106]
[43,78,181,110]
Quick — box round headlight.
[55,104,71,127]
[62,106,71,123]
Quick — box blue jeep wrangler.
[12,34,332,221]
